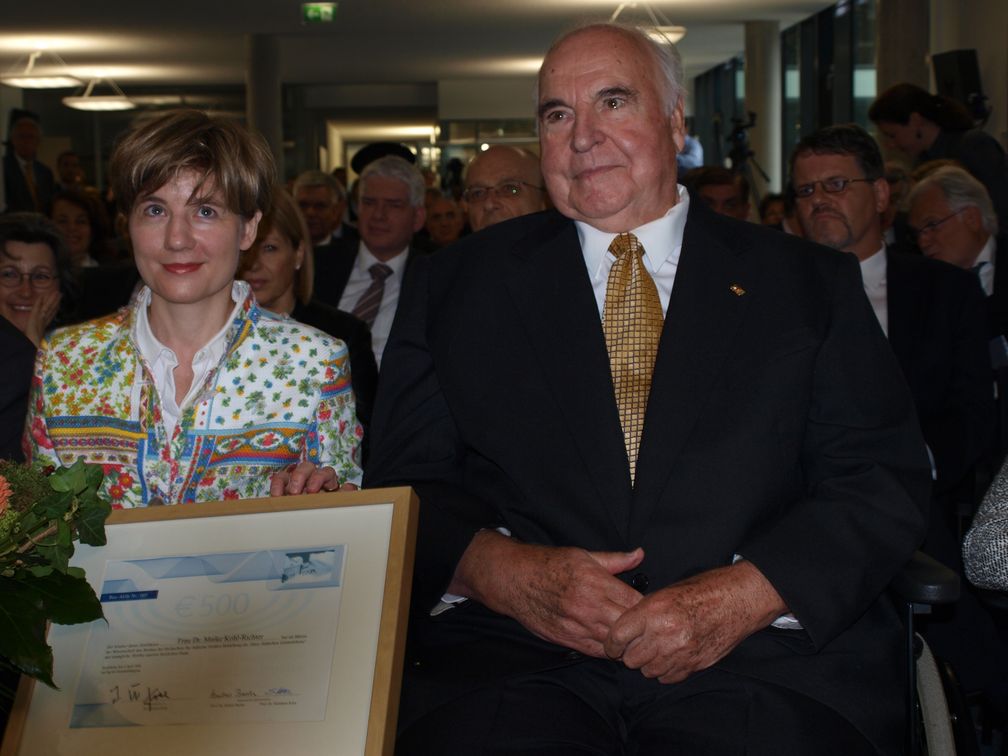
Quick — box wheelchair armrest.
[890,551,960,605]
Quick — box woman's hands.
[269,461,358,496]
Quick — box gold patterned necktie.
[603,232,664,484]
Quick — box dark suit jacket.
[312,239,425,312]
[0,314,36,461]
[885,249,994,494]
[366,203,930,752]
[2,151,55,213]
[311,236,359,309]
[290,299,378,448]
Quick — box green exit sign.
[302,2,337,23]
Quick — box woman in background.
[50,188,138,320]
[239,186,378,437]
[25,110,361,507]
[0,214,64,462]
[869,83,1008,231]
[0,213,65,347]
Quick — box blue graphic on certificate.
[69,546,347,728]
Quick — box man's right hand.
[447,530,645,658]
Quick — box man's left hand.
[269,462,356,496]
[603,561,787,683]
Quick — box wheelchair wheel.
[917,635,956,755]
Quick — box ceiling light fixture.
[62,78,135,111]
[1,50,82,89]
[610,2,687,45]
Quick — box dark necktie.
[22,162,39,211]
[351,263,393,327]
[602,232,663,484]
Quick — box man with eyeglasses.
[462,145,546,232]
[792,125,1002,705]
[907,165,1008,357]
[792,124,992,497]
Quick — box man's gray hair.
[536,23,685,116]
[293,169,346,203]
[909,165,999,236]
[360,155,426,208]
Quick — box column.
[246,34,284,179]
[876,0,929,91]
[743,21,782,197]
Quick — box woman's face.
[129,170,260,316]
[51,199,92,262]
[876,114,927,159]
[0,241,58,334]
[238,227,303,313]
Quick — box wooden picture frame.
[1,487,417,756]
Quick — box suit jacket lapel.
[630,208,756,541]
[503,215,633,540]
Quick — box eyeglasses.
[908,210,965,243]
[0,267,58,290]
[793,177,875,199]
[463,181,544,203]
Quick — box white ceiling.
[0,0,835,89]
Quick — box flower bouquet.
[0,459,111,690]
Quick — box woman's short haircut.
[0,212,69,269]
[109,109,276,219]
[360,156,426,208]
[253,186,316,304]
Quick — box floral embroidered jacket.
[24,286,362,508]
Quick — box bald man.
[462,145,546,231]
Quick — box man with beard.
[792,124,1004,710]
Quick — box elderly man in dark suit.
[367,24,929,755]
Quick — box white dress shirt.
[575,186,690,318]
[975,235,996,297]
[337,242,409,367]
[133,281,245,439]
[859,246,889,337]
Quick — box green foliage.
[0,459,111,690]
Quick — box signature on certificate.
[110,683,171,711]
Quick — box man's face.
[538,28,685,233]
[426,197,465,246]
[464,148,545,231]
[10,119,40,161]
[792,151,888,260]
[907,184,986,268]
[296,186,344,244]
[697,183,749,220]
[358,175,425,261]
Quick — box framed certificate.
[1,487,417,756]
